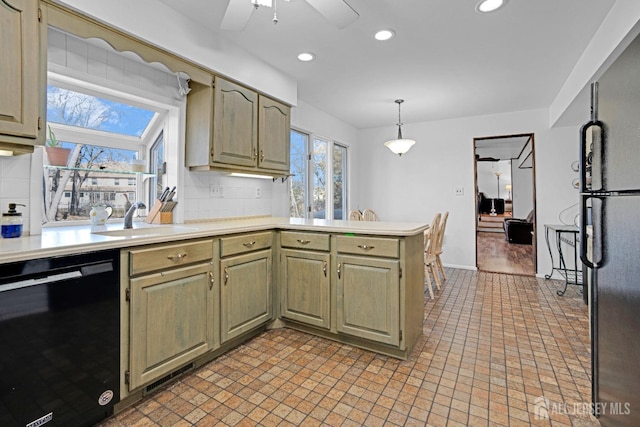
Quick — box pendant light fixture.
[384,99,416,156]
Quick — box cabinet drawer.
[220,231,272,257]
[281,231,330,251]
[336,235,399,258]
[130,240,213,276]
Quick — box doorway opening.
[474,133,537,275]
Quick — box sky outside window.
[47,85,156,137]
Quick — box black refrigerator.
[579,33,640,427]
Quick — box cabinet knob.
[357,245,375,251]
[243,241,256,248]
[252,148,258,160]
[337,262,342,279]
[297,239,310,245]
[167,253,188,261]
[224,267,229,285]
[260,150,265,162]
[323,260,327,277]
[209,271,215,289]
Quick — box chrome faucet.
[124,202,146,229]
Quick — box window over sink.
[42,75,168,224]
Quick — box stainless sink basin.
[91,225,198,238]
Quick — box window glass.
[289,130,347,220]
[312,138,328,219]
[332,144,347,220]
[289,130,307,217]
[47,85,156,137]
[43,143,140,221]
[43,83,154,223]
[149,132,165,206]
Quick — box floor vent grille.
[144,363,194,395]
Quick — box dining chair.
[348,210,363,220]
[362,209,379,221]
[434,211,449,281]
[424,212,441,299]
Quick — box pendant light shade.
[384,99,415,156]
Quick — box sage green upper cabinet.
[0,0,45,151]
[213,77,258,167]
[185,76,290,176]
[258,95,290,172]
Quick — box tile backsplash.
[183,171,287,221]
[0,155,32,234]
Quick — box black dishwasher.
[0,249,120,427]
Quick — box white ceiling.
[475,135,530,160]
[156,0,615,129]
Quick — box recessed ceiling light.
[476,0,506,13]
[374,29,395,41]
[297,52,315,62]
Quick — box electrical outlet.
[210,185,222,198]
[455,187,464,196]
[256,187,261,198]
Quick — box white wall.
[355,108,579,275]
[511,161,533,219]
[477,160,511,200]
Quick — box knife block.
[145,200,175,224]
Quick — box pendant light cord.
[396,99,404,140]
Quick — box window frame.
[290,128,349,220]
[42,73,170,226]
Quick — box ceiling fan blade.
[305,0,359,29]
[476,156,501,162]
[220,0,255,31]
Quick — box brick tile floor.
[101,269,599,426]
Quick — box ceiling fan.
[221,0,359,31]
[475,154,501,162]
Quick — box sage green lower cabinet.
[220,249,273,343]
[336,255,400,346]
[280,249,331,329]
[128,263,214,390]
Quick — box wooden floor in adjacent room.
[477,231,535,276]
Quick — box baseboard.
[443,263,477,271]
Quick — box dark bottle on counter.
[1,203,25,238]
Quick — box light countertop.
[0,217,429,264]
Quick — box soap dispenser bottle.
[2,203,25,238]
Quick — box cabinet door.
[281,249,330,329]
[336,255,400,346]
[213,77,258,167]
[258,96,290,172]
[0,0,40,141]
[129,263,213,390]
[221,249,272,343]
